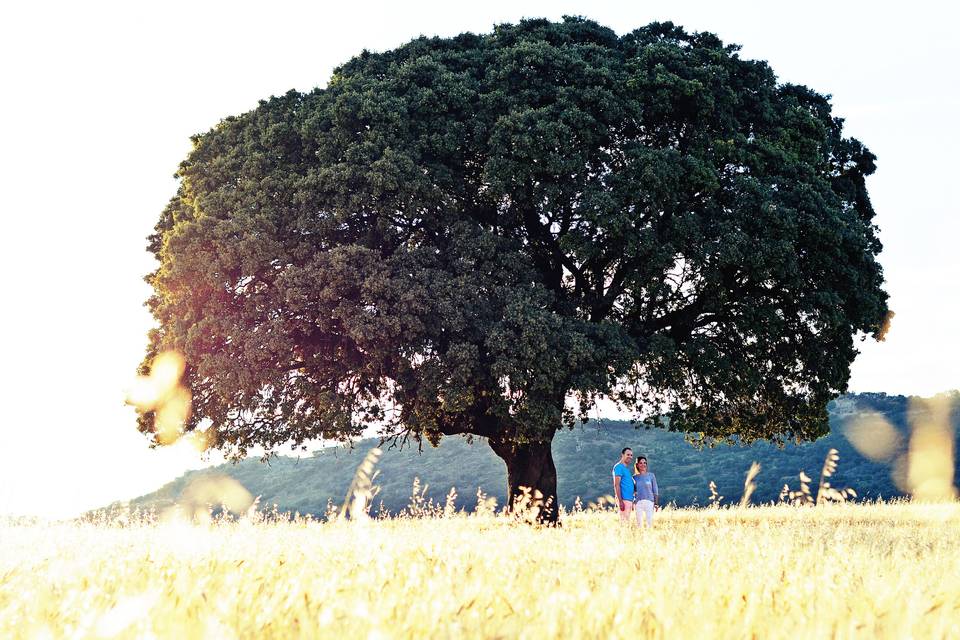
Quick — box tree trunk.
[488,432,560,525]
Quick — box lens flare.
[154,387,192,445]
[124,376,163,410]
[186,428,213,453]
[906,396,957,502]
[150,351,186,395]
[125,351,192,446]
[125,351,186,411]
[163,475,254,523]
[844,411,903,461]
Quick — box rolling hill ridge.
[123,392,959,515]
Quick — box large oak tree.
[140,18,889,522]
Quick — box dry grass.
[2,502,959,639]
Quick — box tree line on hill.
[119,392,958,517]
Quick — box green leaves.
[142,17,888,459]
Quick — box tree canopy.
[141,18,888,520]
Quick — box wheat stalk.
[739,462,761,508]
[708,480,723,507]
[339,447,382,520]
[816,448,840,506]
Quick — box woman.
[633,455,659,527]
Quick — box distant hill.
[123,392,958,515]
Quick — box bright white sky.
[1,1,957,518]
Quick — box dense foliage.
[142,18,888,518]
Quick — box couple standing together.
[612,447,659,526]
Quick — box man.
[612,447,635,523]
[633,455,659,527]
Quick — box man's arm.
[613,469,623,510]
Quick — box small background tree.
[141,18,889,522]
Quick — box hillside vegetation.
[124,393,959,516]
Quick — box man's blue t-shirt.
[613,463,634,501]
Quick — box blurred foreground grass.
[2,502,959,639]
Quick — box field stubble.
[1,502,958,639]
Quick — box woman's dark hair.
[634,456,648,472]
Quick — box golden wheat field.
[2,502,959,640]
